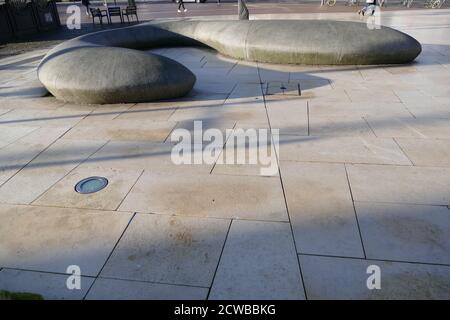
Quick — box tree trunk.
[238,0,249,20]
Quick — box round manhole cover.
[75,177,108,194]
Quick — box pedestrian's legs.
[178,0,186,12]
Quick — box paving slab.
[258,69,290,83]
[265,81,302,97]
[356,202,450,265]
[0,108,88,128]
[220,100,269,125]
[0,125,37,149]
[365,116,450,139]
[101,213,230,287]
[395,138,450,167]
[393,89,433,105]
[411,119,450,140]
[357,67,392,82]
[209,220,305,300]
[309,115,375,137]
[315,66,363,82]
[405,104,450,120]
[0,81,48,99]
[193,73,240,88]
[168,102,227,122]
[0,97,65,110]
[193,81,235,94]
[0,269,94,300]
[226,83,263,102]
[365,116,426,139]
[115,101,177,122]
[33,165,143,211]
[308,101,412,118]
[265,98,308,136]
[170,118,236,145]
[0,126,69,185]
[212,125,278,177]
[74,103,136,122]
[118,170,288,221]
[0,138,105,205]
[278,136,412,165]
[307,89,352,103]
[0,204,132,276]
[85,140,213,174]
[299,255,450,300]
[227,65,261,83]
[86,278,208,300]
[62,119,177,143]
[280,162,364,258]
[347,164,450,205]
[346,88,401,103]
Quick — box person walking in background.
[177,0,187,13]
[217,0,221,5]
[81,0,90,15]
[358,0,377,15]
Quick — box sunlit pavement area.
[0,5,450,299]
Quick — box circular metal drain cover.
[75,177,108,194]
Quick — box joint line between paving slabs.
[111,103,137,120]
[357,67,365,81]
[71,106,97,128]
[0,125,40,151]
[206,219,233,300]
[298,252,450,267]
[344,163,367,259]
[209,122,237,175]
[362,116,378,138]
[163,119,179,143]
[97,275,211,290]
[30,140,110,205]
[82,212,137,300]
[260,81,309,300]
[0,266,97,278]
[225,62,238,76]
[278,170,309,300]
[223,82,239,105]
[114,169,145,211]
[307,101,310,136]
[0,126,72,189]
[343,89,352,102]
[392,137,415,166]
[0,108,14,118]
[391,89,404,104]
[402,103,418,119]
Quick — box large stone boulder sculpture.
[157,20,422,65]
[38,20,422,104]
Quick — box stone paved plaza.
[0,6,450,299]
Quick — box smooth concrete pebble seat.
[37,20,422,104]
